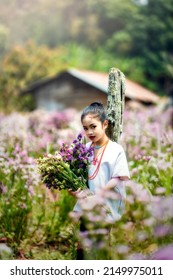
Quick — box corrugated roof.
[68,68,160,104]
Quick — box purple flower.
[150,244,173,260]
[77,133,83,141]
[0,184,7,194]
[115,244,129,255]
[59,133,93,184]
[28,186,35,197]
[136,231,148,242]
[143,155,151,161]
[127,181,151,202]
[153,225,172,238]
[151,196,173,221]
[155,187,166,195]
[18,202,27,209]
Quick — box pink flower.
[153,225,172,238]
[0,184,7,194]
[150,244,173,260]
[115,244,129,255]
[131,168,138,176]
[143,155,151,161]
[28,186,35,196]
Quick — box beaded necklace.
[94,139,108,149]
[88,139,109,180]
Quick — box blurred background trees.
[0,0,173,112]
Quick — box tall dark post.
[106,68,126,143]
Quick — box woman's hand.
[69,188,92,198]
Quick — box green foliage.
[0,147,36,251]
[129,0,173,93]
[0,0,172,96]
[0,42,66,112]
[43,190,75,243]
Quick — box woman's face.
[82,114,108,144]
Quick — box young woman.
[74,102,130,221]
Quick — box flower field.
[0,106,172,260]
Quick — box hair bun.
[90,102,103,107]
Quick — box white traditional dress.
[74,140,130,221]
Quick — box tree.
[129,0,173,94]
[0,42,66,112]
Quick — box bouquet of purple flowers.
[36,134,93,192]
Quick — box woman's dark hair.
[81,102,107,123]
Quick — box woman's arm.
[104,176,129,191]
